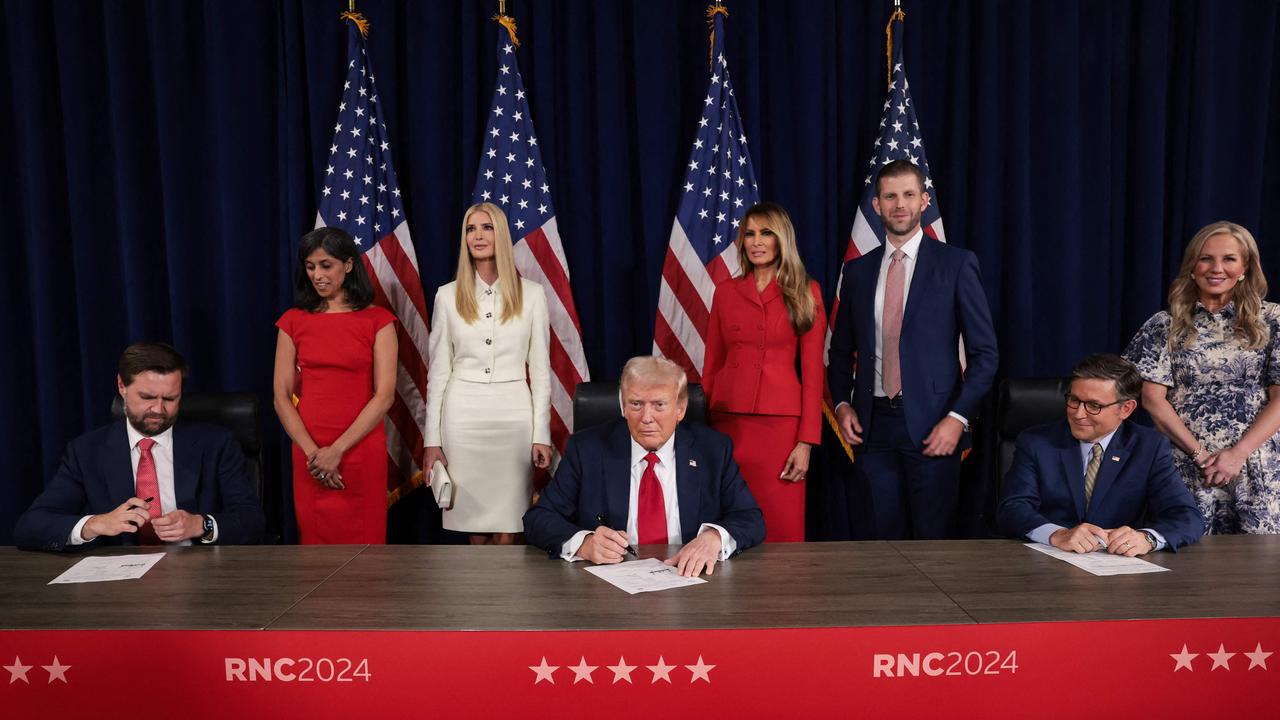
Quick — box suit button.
[485,338,493,345]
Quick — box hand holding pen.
[80,497,154,541]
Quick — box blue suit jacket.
[522,419,765,556]
[996,419,1204,550]
[827,237,999,447]
[14,421,265,551]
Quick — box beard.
[125,407,176,436]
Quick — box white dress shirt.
[1027,427,1165,550]
[856,228,967,426]
[68,423,217,545]
[560,431,737,561]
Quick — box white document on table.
[583,558,708,594]
[1025,543,1170,576]
[48,553,166,584]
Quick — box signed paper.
[1025,543,1170,576]
[583,558,708,594]
[49,553,166,585]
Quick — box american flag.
[653,7,759,379]
[828,8,946,368]
[316,16,430,504]
[472,20,589,455]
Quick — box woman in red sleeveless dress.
[273,227,398,544]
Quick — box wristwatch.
[1142,530,1157,551]
[199,515,216,544]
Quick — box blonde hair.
[454,202,523,323]
[735,202,817,334]
[1167,221,1269,350]
[619,356,689,403]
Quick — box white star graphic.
[684,182,694,193]
[487,148,497,159]
[647,656,675,684]
[529,657,558,685]
[515,219,525,230]
[569,657,597,684]
[607,656,636,684]
[336,210,347,222]
[538,204,548,214]
[43,656,70,684]
[685,655,715,683]
[1245,643,1273,670]
[1208,644,1235,671]
[4,656,32,684]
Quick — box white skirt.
[439,378,533,533]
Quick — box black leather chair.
[994,377,1071,483]
[572,381,707,433]
[110,393,264,501]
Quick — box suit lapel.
[1056,422,1087,520]
[171,425,198,510]
[1087,422,1131,516]
[107,421,138,503]
[857,248,883,351]
[674,428,701,543]
[605,422,632,530]
[901,238,932,330]
[733,275,765,308]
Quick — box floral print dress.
[1124,302,1280,534]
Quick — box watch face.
[203,516,214,533]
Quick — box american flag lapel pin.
[1111,456,1120,462]
[689,459,698,468]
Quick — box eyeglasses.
[1064,394,1123,416]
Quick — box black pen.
[595,514,638,558]
[125,497,155,527]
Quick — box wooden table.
[2,537,1277,718]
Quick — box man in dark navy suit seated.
[14,342,264,551]
[524,356,765,577]
[997,354,1203,555]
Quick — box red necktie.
[135,438,163,544]
[637,452,668,545]
[882,249,906,398]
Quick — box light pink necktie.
[882,249,906,398]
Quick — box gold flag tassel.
[340,10,370,37]
[706,3,728,69]
[885,7,905,86]
[494,14,521,47]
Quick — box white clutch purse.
[429,460,454,509]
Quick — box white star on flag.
[1208,644,1236,671]
[529,657,558,684]
[647,656,675,684]
[569,657,597,684]
[4,656,31,684]
[1245,642,1273,670]
[1170,644,1197,671]
[685,655,715,683]
[606,656,636,684]
[42,656,70,684]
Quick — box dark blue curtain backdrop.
[4,0,1280,544]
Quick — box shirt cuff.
[1027,523,1065,547]
[1141,527,1167,552]
[947,411,969,428]
[67,516,93,546]
[560,530,593,561]
[698,523,736,560]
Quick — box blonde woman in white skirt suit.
[424,202,552,544]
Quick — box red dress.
[702,277,826,542]
[277,306,396,544]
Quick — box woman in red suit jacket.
[702,202,826,542]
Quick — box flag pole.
[340,1,369,37]
[495,1,520,47]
